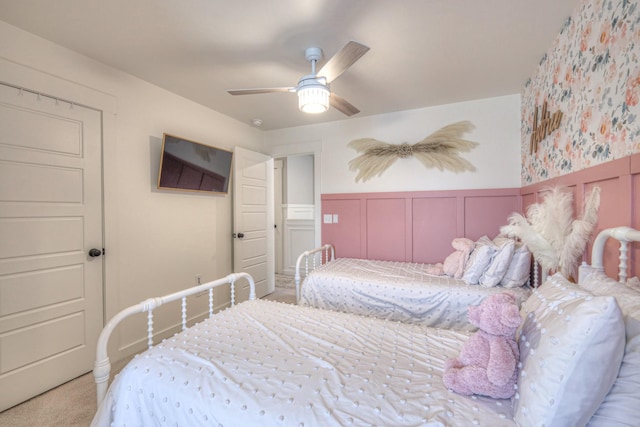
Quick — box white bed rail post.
[591,226,640,282]
[294,244,335,303]
[94,272,255,406]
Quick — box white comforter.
[300,258,531,331]
[92,300,515,427]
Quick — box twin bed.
[295,238,533,331]
[91,227,640,426]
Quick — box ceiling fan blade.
[318,41,370,83]
[330,93,360,116]
[228,87,295,95]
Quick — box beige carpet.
[262,273,297,304]
[0,275,297,426]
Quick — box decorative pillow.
[577,269,640,427]
[514,274,625,427]
[479,237,515,287]
[499,242,532,288]
[462,236,497,285]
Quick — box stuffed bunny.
[442,292,521,399]
[426,237,475,278]
[442,237,475,278]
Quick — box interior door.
[274,159,284,274]
[0,83,104,411]
[233,146,274,300]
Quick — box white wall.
[286,154,314,205]
[0,22,263,356]
[265,94,522,193]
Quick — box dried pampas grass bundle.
[500,185,601,279]
[348,121,478,182]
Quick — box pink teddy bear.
[426,237,474,278]
[442,292,521,399]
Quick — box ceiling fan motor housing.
[297,75,328,90]
[305,47,323,63]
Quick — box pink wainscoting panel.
[412,197,458,263]
[629,152,640,232]
[631,173,640,279]
[366,198,407,261]
[521,192,537,214]
[630,154,640,278]
[321,198,362,258]
[322,188,521,263]
[631,152,640,175]
[464,196,521,241]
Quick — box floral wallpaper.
[521,0,640,185]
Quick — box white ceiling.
[0,0,579,131]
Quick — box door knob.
[237,233,245,239]
[89,248,103,257]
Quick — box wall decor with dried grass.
[348,121,479,182]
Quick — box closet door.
[0,83,104,411]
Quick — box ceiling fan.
[228,41,370,116]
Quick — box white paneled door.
[233,147,274,300]
[0,83,104,411]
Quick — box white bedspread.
[92,300,515,427]
[299,258,531,331]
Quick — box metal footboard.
[93,272,256,406]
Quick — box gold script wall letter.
[530,100,563,154]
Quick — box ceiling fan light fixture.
[297,77,330,114]
[228,41,369,117]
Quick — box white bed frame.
[93,272,255,405]
[589,226,640,282]
[294,243,335,302]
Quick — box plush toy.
[425,237,475,278]
[442,292,521,399]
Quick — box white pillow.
[500,242,532,288]
[514,274,625,427]
[462,236,496,285]
[479,237,515,287]
[577,269,640,427]
[579,267,640,339]
[626,276,640,291]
